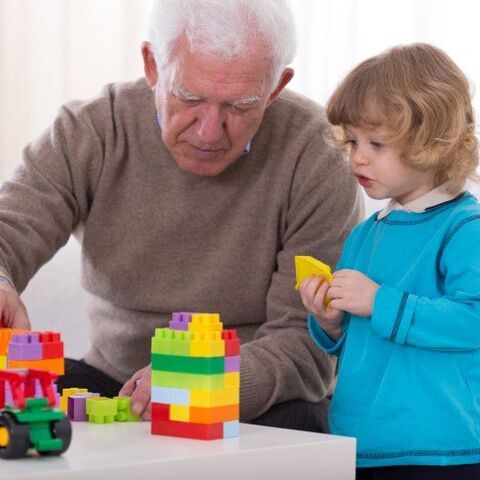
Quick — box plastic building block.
[189,388,238,408]
[222,330,240,356]
[151,418,223,440]
[86,397,118,424]
[60,388,89,412]
[0,329,28,356]
[151,329,192,356]
[189,313,222,332]
[7,333,42,361]
[151,402,170,420]
[68,392,100,421]
[8,358,64,375]
[0,356,5,370]
[151,370,226,390]
[113,396,140,422]
[189,404,239,424]
[169,312,191,331]
[224,356,240,372]
[39,332,64,359]
[294,256,333,288]
[151,386,190,406]
[189,331,225,357]
[169,404,190,422]
[223,420,240,438]
[151,353,224,374]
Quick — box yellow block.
[0,355,6,370]
[189,331,225,357]
[190,388,239,408]
[189,313,223,333]
[170,404,190,422]
[224,372,240,389]
[294,256,333,289]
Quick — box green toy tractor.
[0,369,72,459]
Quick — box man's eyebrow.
[172,85,202,100]
[230,95,262,107]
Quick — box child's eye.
[370,141,383,149]
[345,139,357,147]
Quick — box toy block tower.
[151,312,240,440]
[6,331,64,375]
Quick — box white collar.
[377,181,459,220]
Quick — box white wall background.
[1,0,479,357]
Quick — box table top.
[1,422,356,480]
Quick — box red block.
[151,402,170,420]
[39,332,64,359]
[151,418,223,440]
[222,330,240,356]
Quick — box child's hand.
[299,276,344,340]
[328,269,379,317]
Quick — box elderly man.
[0,0,361,432]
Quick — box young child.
[299,43,480,480]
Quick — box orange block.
[189,404,239,424]
[9,357,64,375]
[0,328,28,356]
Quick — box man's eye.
[229,105,249,114]
[180,97,201,105]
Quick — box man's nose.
[195,106,225,144]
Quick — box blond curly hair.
[327,43,479,193]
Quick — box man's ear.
[142,41,158,89]
[266,68,294,107]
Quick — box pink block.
[8,333,42,360]
[68,392,100,421]
[169,312,191,330]
[224,355,240,372]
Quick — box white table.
[1,422,356,480]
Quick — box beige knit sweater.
[0,78,362,420]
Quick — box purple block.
[224,355,240,372]
[169,312,191,330]
[8,333,42,360]
[68,392,100,421]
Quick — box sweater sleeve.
[0,103,103,292]
[239,134,363,420]
[371,215,480,351]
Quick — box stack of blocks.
[60,388,139,423]
[0,329,64,375]
[151,312,240,440]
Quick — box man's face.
[143,42,292,176]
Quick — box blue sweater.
[309,192,480,467]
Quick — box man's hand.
[299,275,344,340]
[118,364,152,421]
[328,269,379,317]
[0,283,30,330]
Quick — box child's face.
[346,126,436,204]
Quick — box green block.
[151,328,192,356]
[151,353,224,374]
[151,370,226,390]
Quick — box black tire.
[0,412,30,459]
[39,417,72,456]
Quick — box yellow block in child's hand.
[294,256,333,289]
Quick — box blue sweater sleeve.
[371,217,480,351]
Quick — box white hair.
[146,0,296,90]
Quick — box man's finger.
[131,381,151,416]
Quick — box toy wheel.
[0,411,30,459]
[39,417,72,456]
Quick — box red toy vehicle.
[0,369,71,459]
